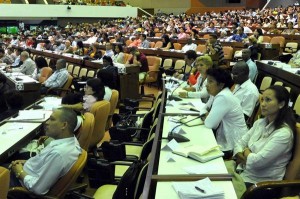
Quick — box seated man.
[231,61,259,120]
[7,51,36,75]
[41,58,69,94]
[9,108,82,195]
[242,49,258,82]
[0,48,13,65]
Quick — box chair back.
[106,90,119,131]
[87,70,96,78]
[203,34,210,39]
[262,36,271,43]
[174,43,182,50]
[125,40,132,46]
[293,94,300,116]
[47,150,87,197]
[284,123,300,180]
[67,64,74,74]
[155,32,162,37]
[174,60,186,71]
[154,41,163,48]
[162,58,173,69]
[149,42,155,48]
[259,76,272,92]
[76,112,95,151]
[270,36,286,48]
[196,44,206,53]
[39,67,53,83]
[285,42,298,53]
[72,66,81,77]
[89,100,110,148]
[274,81,283,86]
[223,46,234,60]
[0,167,10,199]
[134,163,149,199]
[78,68,88,78]
[145,56,160,83]
[123,53,132,63]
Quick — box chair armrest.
[122,142,144,146]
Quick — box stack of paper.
[172,178,224,199]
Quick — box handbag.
[102,141,126,161]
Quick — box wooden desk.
[0,71,41,108]
[0,121,42,163]
[141,82,236,199]
[29,50,140,100]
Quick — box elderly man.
[41,59,69,94]
[62,40,73,54]
[9,108,82,195]
[232,61,259,119]
[8,51,36,75]
[242,49,258,82]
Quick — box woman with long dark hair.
[234,85,295,187]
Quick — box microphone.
[168,81,185,101]
[167,123,190,143]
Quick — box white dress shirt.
[234,119,293,184]
[12,58,36,75]
[22,136,82,195]
[233,79,259,117]
[181,43,197,52]
[205,88,248,151]
[187,75,209,101]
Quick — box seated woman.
[253,28,264,44]
[203,68,248,157]
[62,78,105,112]
[112,44,125,64]
[282,22,297,35]
[161,34,174,50]
[179,55,212,102]
[88,43,101,59]
[74,40,86,56]
[97,56,118,91]
[32,56,49,82]
[97,70,115,101]
[233,85,295,188]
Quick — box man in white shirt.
[9,108,82,195]
[232,61,259,119]
[181,38,197,52]
[139,34,150,48]
[242,49,258,82]
[8,51,36,75]
[102,42,114,58]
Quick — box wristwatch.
[16,170,24,178]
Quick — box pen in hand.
[195,186,206,194]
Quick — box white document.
[162,139,180,151]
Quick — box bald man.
[10,51,36,75]
[232,61,259,119]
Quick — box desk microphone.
[167,123,190,143]
[15,72,22,81]
[168,81,185,101]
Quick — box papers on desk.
[39,97,62,110]
[12,75,38,83]
[10,110,52,122]
[172,145,224,163]
[172,178,224,199]
[183,162,226,174]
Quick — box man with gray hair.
[41,59,69,94]
[242,49,258,82]
[231,61,259,119]
[9,51,36,75]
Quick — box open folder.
[172,145,224,163]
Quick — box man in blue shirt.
[242,49,258,82]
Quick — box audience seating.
[67,64,74,74]
[293,94,300,116]
[0,167,10,199]
[139,56,160,95]
[93,163,149,199]
[274,81,284,86]
[125,40,132,46]
[78,68,88,78]
[149,42,155,48]
[46,74,74,97]
[203,34,210,39]
[174,59,186,73]
[162,58,173,70]
[72,66,81,77]
[86,70,96,78]
[286,87,291,93]
[39,67,53,83]
[259,76,272,92]
[76,112,95,151]
[241,123,300,199]
[270,36,286,48]
[284,42,298,54]
[262,36,271,43]
[154,41,163,48]
[196,44,206,53]
[89,100,110,148]
[106,89,119,131]
[8,150,88,199]
[123,53,132,63]
[173,43,182,50]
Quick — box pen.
[195,186,206,194]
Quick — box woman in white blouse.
[112,44,125,64]
[234,85,295,187]
[179,55,212,102]
[204,68,248,158]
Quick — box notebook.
[172,145,224,163]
